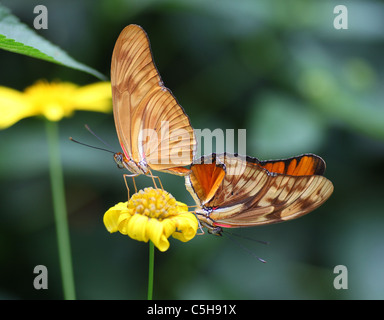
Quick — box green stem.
[147,241,155,300]
[45,120,76,300]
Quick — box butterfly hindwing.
[257,154,326,176]
[186,154,226,205]
[211,171,333,227]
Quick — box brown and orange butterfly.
[111,24,196,182]
[185,153,334,235]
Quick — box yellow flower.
[0,80,111,129]
[104,188,198,252]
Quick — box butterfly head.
[113,152,125,169]
[206,225,223,236]
[196,209,223,236]
[113,152,149,174]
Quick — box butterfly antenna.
[69,137,115,154]
[222,232,267,263]
[224,230,270,245]
[84,124,115,151]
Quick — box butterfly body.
[186,153,334,235]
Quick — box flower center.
[128,187,178,220]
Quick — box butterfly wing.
[185,154,226,206]
[111,24,196,175]
[210,171,334,227]
[187,153,334,228]
[257,153,326,176]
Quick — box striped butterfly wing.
[111,24,196,175]
[257,153,326,176]
[187,153,334,228]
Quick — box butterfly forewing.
[111,26,159,160]
[111,24,196,175]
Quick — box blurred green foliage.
[1,0,384,299]
[0,4,106,80]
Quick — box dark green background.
[1,0,383,299]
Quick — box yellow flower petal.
[172,213,199,242]
[73,82,112,113]
[117,212,132,234]
[0,87,35,129]
[176,201,189,212]
[146,218,170,252]
[0,80,112,128]
[24,81,78,121]
[103,202,129,233]
[126,214,149,242]
[43,103,68,121]
[162,219,176,238]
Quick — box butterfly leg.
[196,220,206,235]
[192,212,207,235]
[145,169,164,191]
[123,173,140,200]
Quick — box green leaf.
[0,4,107,80]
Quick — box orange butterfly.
[111,24,196,180]
[185,153,334,235]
